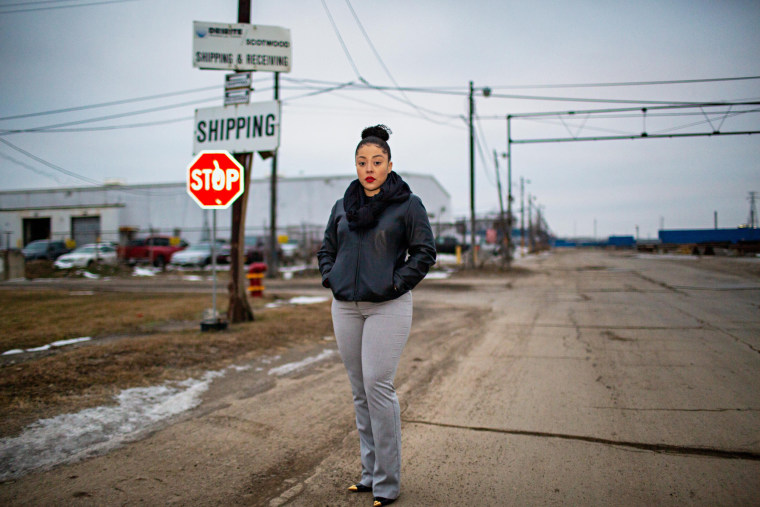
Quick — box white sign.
[193,101,280,154]
[224,88,251,106]
[193,21,291,73]
[225,72,252,90]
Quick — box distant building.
[0,173,451,249]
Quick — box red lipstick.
[365,176,375,183]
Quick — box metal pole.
[528,193,533,252]
[269,72,280,278]
[506,115,513,266]
[212,209,217,319]
[469,81,476,268]
[520,176,525,250]
[493,150,508,268]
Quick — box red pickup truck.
[119,235,188,268]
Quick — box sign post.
[187,150,245,330]
[192,15,290,324]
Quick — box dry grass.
[0,290,333,437]
[1,290,237,350]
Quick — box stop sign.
[187,150,245,209]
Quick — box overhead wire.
[316,1,461,125]
[279,80,356,102]
[0,151,63,184]
[0,85,227,122]
[343,0,455,124]
[487,75,760,89]
[472,114,497,188]
[12,116,195,133]
[0,0,140,14]
[0,137,101,185]
[320,0,362,79]
[0,96,222,135]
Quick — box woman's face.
[355,143,393,197]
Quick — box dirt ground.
[1,249,759,505]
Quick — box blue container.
[608,235,636,247]
[659,228,760,245]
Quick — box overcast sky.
[1,0,758,239]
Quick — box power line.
[488,76,760,90]
[281,75,760,94]
[0,137,100,185]
[473,116,497,188]
[280,80,356,102]
[0,150,63,184]
[343,0,451,124]
[0,96,221,135]
[357,82,754,106]
[10,116,194,133]
[0,0,139,14]
[0,85,228,121]
[320,0,362,79]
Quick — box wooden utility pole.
[268,72,280,278]
[227,0,255,323]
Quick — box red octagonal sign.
[187,150,245,209]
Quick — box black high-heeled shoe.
[347,483,372,493]
[373,497,396,506]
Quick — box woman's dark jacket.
[317,192,437,302]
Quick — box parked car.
[118,235,187,268]
[170,242,227,268]
[280,241,300,260]
[22,239,70,260]
[54,243,118,269]
[435,236,469,254]
[218,236,276,264]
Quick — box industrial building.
[0,172,451,249]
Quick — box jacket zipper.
[353,229,363,300]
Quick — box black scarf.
[344,171,412,231]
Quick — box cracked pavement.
[2,249,759,505]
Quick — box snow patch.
[132,266,158,276]
[0,369,226,480]
[425,270,452,280]
[268,349,336,377]
[289,296,328,305]
[51,337,93,347]
[2,337,91,356]
[265,296,328,308]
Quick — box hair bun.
[361,124,391,142]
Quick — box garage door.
[72,216,100,246]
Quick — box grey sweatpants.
[331,291,413,500]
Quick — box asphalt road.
[1,249,759,506]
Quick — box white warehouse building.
[0,172,451,249]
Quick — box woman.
[318,124,437,506]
